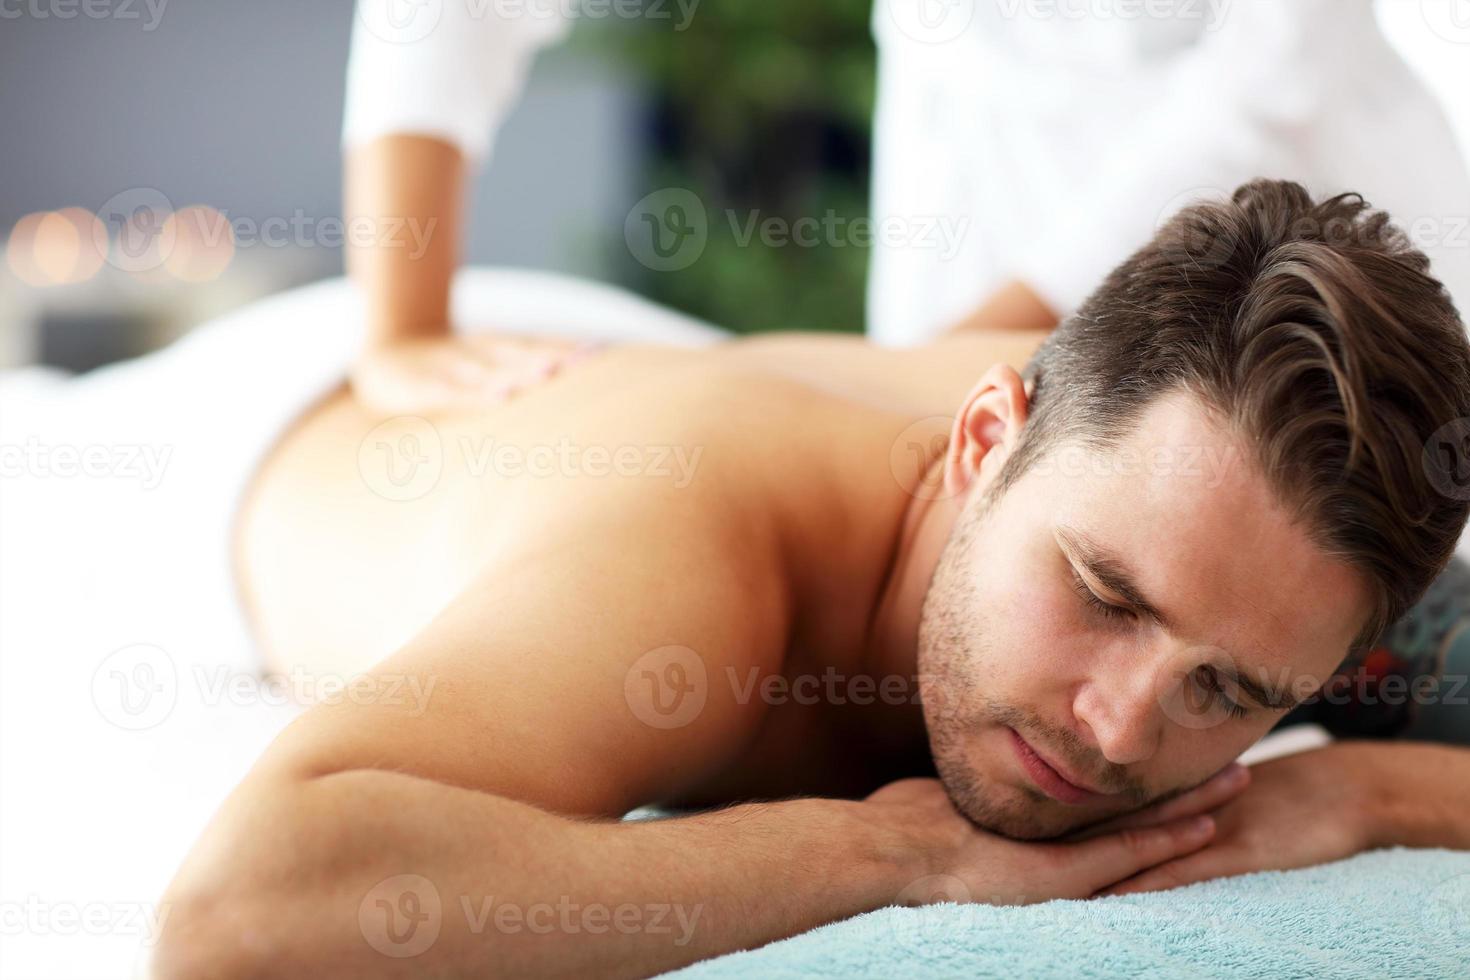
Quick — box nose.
[1070,646,1166,766]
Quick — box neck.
[864,459,964,682]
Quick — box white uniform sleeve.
[343,0,572,164]
[1015,0,1455,319]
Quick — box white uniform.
[344,0,1470,343]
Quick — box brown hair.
[994,178,1470,653]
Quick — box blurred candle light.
[31,211,80,284]
[162,205,234,282]
[5,212,48,286]
[59,208,108,282]
[41,208,109,284]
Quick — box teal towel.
[660,848,1470,979]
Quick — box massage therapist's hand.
[350,333,592,415]
[1096,742,1389,896]
[865,774,1242,906]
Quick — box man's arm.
[155,471,828,977]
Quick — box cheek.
[978,576,1079,689]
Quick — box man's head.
[918,179,1470,839]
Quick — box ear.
[943,363,1031,498]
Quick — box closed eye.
[1069,568,1135,622]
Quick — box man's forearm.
[1363,740,1470,850]
[154,768,932,979]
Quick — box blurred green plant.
[590,0,876,334]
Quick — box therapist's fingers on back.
[1064,764,1249,841]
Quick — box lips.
[1007,727,1112,805]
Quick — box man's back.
[234,332,1044,810]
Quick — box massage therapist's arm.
[346,134,464,346]
[345,134,579,414]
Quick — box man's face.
[917,391,1369,840]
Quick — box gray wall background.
[0,0,642,281]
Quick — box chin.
[934,751,1096,841]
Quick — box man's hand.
[1096,742,1385,896]
[866,765,1249,906]
[351,334,594,415]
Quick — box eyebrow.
[1054,524,1301,712]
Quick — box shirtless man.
[153,181,1470,978]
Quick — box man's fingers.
[1095,850,1221,897]
[1071,813,1216,892]
[1068,764,1248,841]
